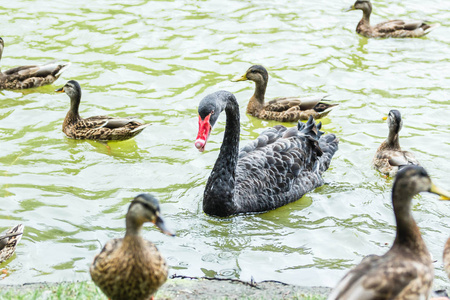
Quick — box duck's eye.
[211,110,215,115]
[250,70,256,73]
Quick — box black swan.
[194,90,339,217]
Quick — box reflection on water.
[0,0,449,289]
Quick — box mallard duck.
[0,224,24,263]
[373,110,418,177]
[56,80,150,141]
[346,0,440,38]
[195,91,338,217]
[328,165,450,300]
[231,65,337,122]
[90,194,174,300]
[0,37,70,90]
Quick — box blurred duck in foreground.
[56,80,150,141]
[328,165,450,300]
[0,224,24,263]
[90,194,174,300]
[232,65,337,122]
[0,37,70,89]
[346,0,440,38]
[373,110,419,177]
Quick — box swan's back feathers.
[234,117,338,214]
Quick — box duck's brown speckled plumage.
[90,194,174,300]
[0,224,24,263]
[57,80,150,141]
[0,37,70,90]
[328,166,450,300]
[232,65,337,122]
[373,110,419,176]
[444,238,450,281]
[195,91,339,217]
[347,0,440,38]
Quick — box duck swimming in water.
[56,80,150,141]
[346,0,440,38]
[232,65,337,122]
[328,165,450,300]
[195,90,339,217]
[0,37,70,89]
[373,110,419,177]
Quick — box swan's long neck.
[203,94,240,217]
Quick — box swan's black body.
[196,91,339,217]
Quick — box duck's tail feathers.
[55,62,72,78]
[130,123,151,133]
[424,23,440,35]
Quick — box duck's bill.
[382,116,388,120]
[154,217,175,237]
[345,5,355,12]
[431,183,450,200]
[55,87,65,93]
[231,74,247,82]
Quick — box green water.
[1,0,449,289]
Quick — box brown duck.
[90,194,174,300]
[0,37,70,89]
[56,80,150,141]
[373,110,419,177]
[232,65,337,122]
[346,0,440,38]
[0,224,24,263]
[328,166,450,300]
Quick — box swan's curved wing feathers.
[235,117,338,213]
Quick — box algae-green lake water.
[1,0,449,289]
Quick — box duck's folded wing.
[3,62,70,78]
[264,97,302,112]
[264,96,327,112]
[376,20,425,33]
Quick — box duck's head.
[393,165,450,200]
[346,0,372,13]
[232,65,269,85]
[55,80,82,100]
[384,109,402,135]
[127,194,174,236]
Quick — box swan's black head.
[128,194,174,236]
[393,165,450,202]
[55,80,82,100]
[346,0,372,13]
[195,91,234,152]
[232,65,269,85]
[386,109,402,135]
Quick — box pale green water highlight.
[0,0,449,289]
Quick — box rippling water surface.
[1,0,450,289]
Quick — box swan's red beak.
[195,114,212,152]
